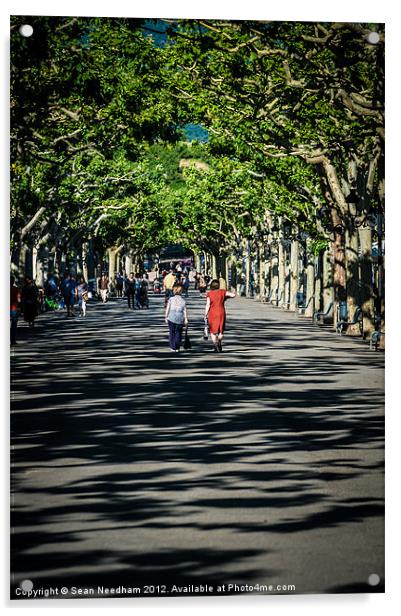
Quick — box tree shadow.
[10,294,384,595]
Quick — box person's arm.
[184,306,188,325]
[165,299,170,323]
[225,290,236,298]
[204,296,211,319]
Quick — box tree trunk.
[35,244,49,288]
[258,244,266,302]
[314,253,322,314]
[243,241,251,297]
[322,248,334,322]
[211,253,218,279]
[19,206,47,241]
[17,243,29,279]
[263,251,271,302]
[358,227,375,337]
[304,253,315,317]
[332,231,346,327]
[270,247,279,304]
[283,245,290,309]
[82,241,89,282]
[290,240,299,311]
[278,241,286,307]
[108,246,124,282]
[345,227,361,335]
[125,252,133,276]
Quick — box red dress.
[207,289,227,334]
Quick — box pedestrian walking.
[134,273,142,309]
[218,273,227,290]
[21,276,39,326]
[139,278,149,309]
[125,273,135,309]
[61,273,77,317]
[204,279,236,352]
[115,272,124,298]
[199,273,207,294]
[183,274,190,297]
[165,283,188,352]
[98,273,109,303]
[153,276,161,294]
[10,275,21,345]
[163,269,176,307]
[76,276,89,316]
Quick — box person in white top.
[165,284,188,352]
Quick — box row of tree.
[10,17,384,336]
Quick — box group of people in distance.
[11,264,237,354]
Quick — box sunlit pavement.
[10,291,384,597]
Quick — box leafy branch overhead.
[10,16,384,258]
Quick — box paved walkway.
[10,291,384,597]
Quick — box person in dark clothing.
[125,273,135,309]
[97,273,109,303]
[21,276,39,327]
[115,272,124,298]
[182,274,190,297]
[61,273,76,317]
[139,278,149,309]
[134,273,142,309]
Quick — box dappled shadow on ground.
[10,294,384,594]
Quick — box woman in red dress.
[204,279,236,352]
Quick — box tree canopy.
[10,16,384,262]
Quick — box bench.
[313,302,334,325]
[336,306,363,336]
[263,286,278,304]
[272,289,284,307]
[370,330,385,351]
[298,294,315,316]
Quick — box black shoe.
[218,342,223,352]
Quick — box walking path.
[10,291,384,597]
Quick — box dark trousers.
[127,292,134,309]
[135,290,141,309]
[168,320,183,350]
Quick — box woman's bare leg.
[210,333,219,351]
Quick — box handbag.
[203,316,209,340]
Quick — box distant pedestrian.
[134,273,142,309]
[165,283,188,352]
[183,274,190,297]
[199,274,207,294]
[76,276,89,317]
[115,272,124,298]
[21,276,39,327]
[125,273,135,309]
[139,278,149,309]
[163,269,176,307]
[10,275,21,345]
[153,276,161,294]
[218,273,227,290]
[61,273,77,317]
[205,279,236,352]
[98,273,109,303]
